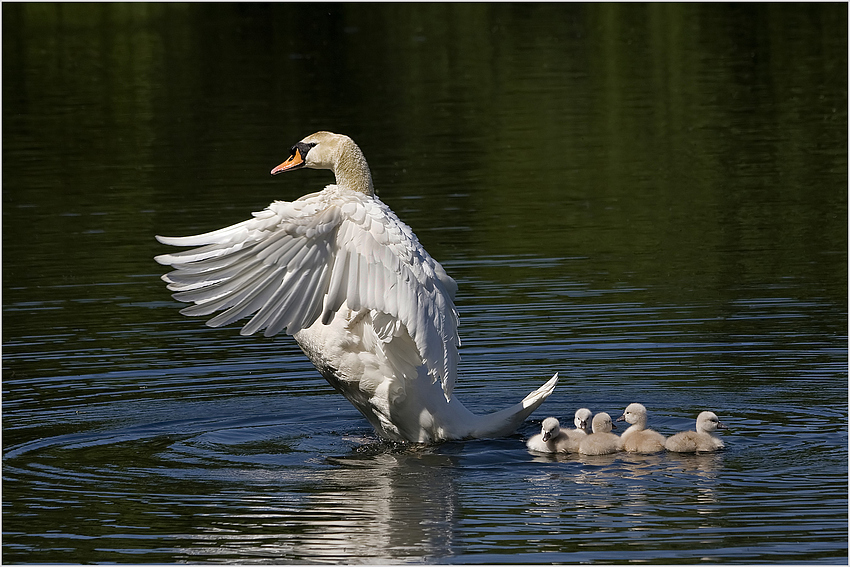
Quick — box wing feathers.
[176,263,275,317]
[345,250,362,311]
[155,186,460,398]
[322,248,349,323]
[201,267,288,327]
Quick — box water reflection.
[6,418,732,563]
[303,451,458,561]
[3,392,846,563]
[167,445,462,562]
[525,450,726,530]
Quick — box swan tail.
[470,373,559,438]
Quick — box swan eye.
[291,142,318,158]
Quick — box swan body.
[578,412,622,455]
[617,403,666,453]
[665,411,727,453]
[155,131,558,443]
[526,417,573,453]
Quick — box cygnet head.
[617,402,649,428]
[540,417,561,442]
[271,131,374,196]
[696,411,726,434]
[574,408,593,432]
[591,412,616,434]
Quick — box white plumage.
[559,407,593,452]
[617,402,666,454]
[526,408,592,454]
[155,132,558,443]
[526,417,571,453]
[578,412,622,455]
[665,411,727,453]
[572,407,593,434]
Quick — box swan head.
[540,417,561,442]
[574,408,592,432]
[271,131,374,196]
[696,411,726,433]
[617,402,648,428]
[591,412,615,434]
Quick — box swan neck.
[335,142,375,196]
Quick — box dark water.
[3,3,847,564]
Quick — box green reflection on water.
[4,3,845,301]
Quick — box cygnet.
[526,417,570,453]
[617,403,666,454]
[526,408,593,453]
[573,407,593,434]
[578,412,622,455]
[665,411,727,453]
[558,407,593,452]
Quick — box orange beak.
[271,147,306,175]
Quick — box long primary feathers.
[155,186,461,399]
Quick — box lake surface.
[3,4,847,564]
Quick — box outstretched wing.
[155,186,460,399]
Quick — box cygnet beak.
[716,421,728,430]
[542,431,552,442]
[611,422,617,430]
[616,414,626,422]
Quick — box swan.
[578,412,622,455]
[154,131,558,443]
[526,417,571,453]
[665,411,727,453]
[616,402,666,453]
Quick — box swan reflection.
[178,444,461,562]
[297,448,459,561]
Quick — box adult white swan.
[155,132,558,443]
